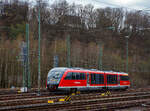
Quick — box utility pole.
[23,60,25,90]
[125,36,129,73]
[125,26,132,73]
[53,39,59,67]
[21,41,27,92]
[26,23,30,89]
[98,43,103,70]
[25,24,28,90]
[38,0,41,95]
[67,34,71,67]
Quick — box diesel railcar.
[46,67,130,92]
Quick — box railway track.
[0,87,149,100]
[0,92,50,101]
[1,92,150,111]
[0,88,48,96]
[1,89,150,104]
[1,89,150,111]
[0,90,68,101]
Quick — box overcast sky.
[51,0,150,11]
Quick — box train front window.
[50,71,62,79]
[53,72,60,79]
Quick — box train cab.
[46,67,67,91]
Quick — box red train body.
[47,67,130,92]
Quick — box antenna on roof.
[90,69,99,71]
[70,67,85,70]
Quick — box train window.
[91,73,104,84]
[120,76,129,81]
[107,75,117,84]
[80,73,86,80]
[72,72,76,80]
[64,72,86,80]
[91,74,96,84]
[99,74,104,84]
[76,72,80,80]
[64,72,72,80]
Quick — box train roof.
[49,67,68,72]
[51,67,128,75]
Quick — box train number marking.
[74,82,81,84]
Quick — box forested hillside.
[0,0,150,88]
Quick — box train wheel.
[121,87,127,91]
[102,87,108,92]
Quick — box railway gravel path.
[0,88,150,110]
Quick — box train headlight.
[50,78,56,81]
[47,81,50,84]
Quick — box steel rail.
[1,92,150,110]
[58,99,150,111]
[1,91,150,104]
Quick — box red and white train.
[46,67,130,92]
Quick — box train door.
[118,73,120,85]
[89,73,105,89]
[104,73,107,88]
[87,73,90,86]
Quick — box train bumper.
[47,84,58,91]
